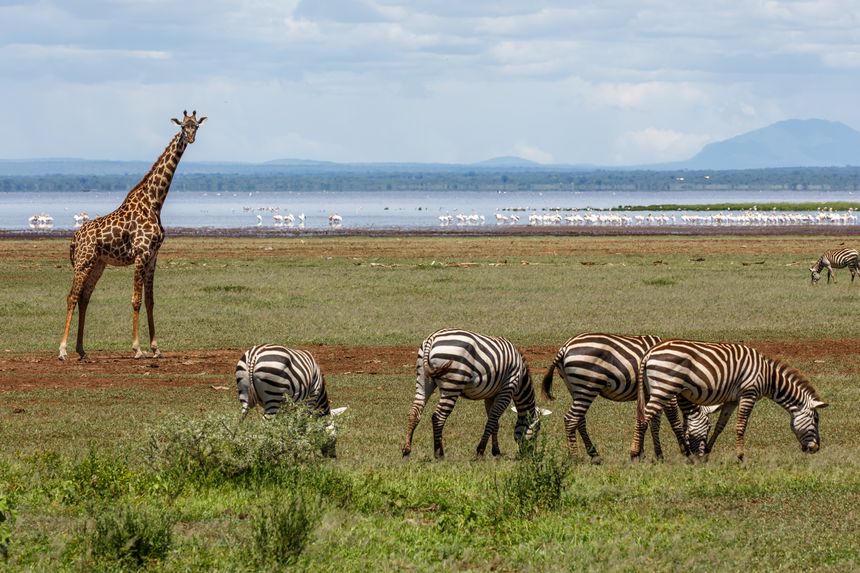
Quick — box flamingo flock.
[435,208,860,228]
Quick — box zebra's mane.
[772,358,822,401]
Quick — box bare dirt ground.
[1,340,856,392]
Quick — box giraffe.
[58,110,207,361]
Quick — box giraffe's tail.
[69,241,76,266]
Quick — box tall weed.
[143,404,335,482]
[84,504,174,570]
[251,494,320,568]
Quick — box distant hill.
[472,156,541,167]
[679,119,860,169]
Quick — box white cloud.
[615,128,712,163]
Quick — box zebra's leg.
[631,401,665,462]
[704,402,736,457]
[649,415,664,461]
[476,389,513,458]
[483,398,502,457]
[402,366,437,458]
[431,390,460,460]
[733,397,757,463]
[827,263,835,284]
[666,398,695,460]
[564,393,598,461]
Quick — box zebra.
[809,247,859,284]
[401,328,546,459]
[235,344,346,457]
[542,332,712,463]
[630,340,827,462]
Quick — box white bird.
[255,215,263,227]
[329,213,342,226]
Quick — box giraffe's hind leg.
[74,261,107,361]
[59,261,101,361]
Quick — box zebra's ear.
[331,406,348,416]
[812,400,828,409]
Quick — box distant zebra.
[542,333,711,463]
[630,340,827,462]
[810,247,859,284]
[402,328,545,459]
[235,344,345,457]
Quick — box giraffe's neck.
[122,132,187,215]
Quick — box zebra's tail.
[636,352,651,423]
[245,346,262,411]
[424,358,454,380]
[541,363,557,401]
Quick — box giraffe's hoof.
[134,351,145,359]
[58,354,66,362]
[152,349,162,359]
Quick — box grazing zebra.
[401,328,544,459]
[630,340,827,462]
[542,333,711,463]
[809,247,859,284]
[235,344,345,457]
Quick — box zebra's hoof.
[590,456,603,465]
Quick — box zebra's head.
[791,399,827,453]
[809,265,822,284]
[684,406,714,458]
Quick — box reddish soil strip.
[1,340,856,393]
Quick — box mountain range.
[1,118,858,176]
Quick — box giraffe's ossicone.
[58,111,207,361]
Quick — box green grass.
[1,235,859,571]
[0,235,858,352]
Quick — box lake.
[3,188,859,230]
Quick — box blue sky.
[2,0,859,165]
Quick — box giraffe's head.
[171,110,207,144]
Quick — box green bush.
[85,504,174,570]
[0,494,15,561]
[59,450,134,505]
[251,495,320,567]
[495,439,570,518]
[143,404,335,482]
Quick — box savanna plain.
[1,234,859,572]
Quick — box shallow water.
[3,188,858,230]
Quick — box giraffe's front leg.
[131,257,147,359]
[143,256,161,358]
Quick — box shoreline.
[4,224,860,240]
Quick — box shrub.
[143,404,335,482]
[251,495,320,567]
[85,504,174,569]
[59,450,134,504]
[495,438,570,518]
[0,494,15,561]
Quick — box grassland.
[1,235,859,571]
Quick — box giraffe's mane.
[771,358,822,401]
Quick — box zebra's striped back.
[810,248,859,284]
[633,340,827,461]
[403,328,539,459]
[543,332,662,402]
[235,344,330,417]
